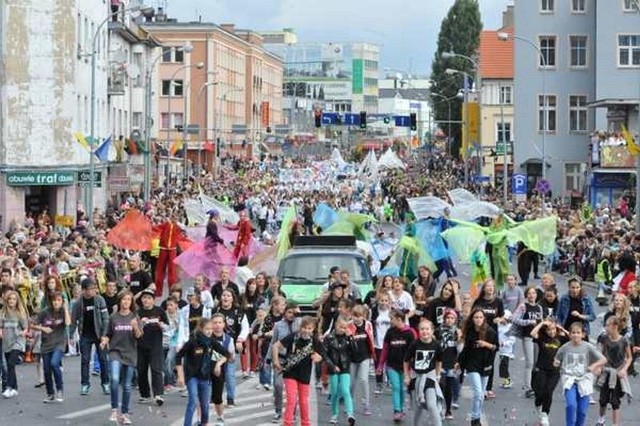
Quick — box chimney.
[502,5,514,29]
[155,7,167,22]
[220,24,235,33]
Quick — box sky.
[163,0,512,76]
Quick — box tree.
[430,0,482,158]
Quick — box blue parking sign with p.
[512,173,527,195]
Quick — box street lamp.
[164,62,204,191]
[196,81,218,173]
[214,87,244,177]
[88,4,153,226]
[143,43,193,201]
[498,31,548,214]
[442,51,481,185]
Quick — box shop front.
[0,170,79,230]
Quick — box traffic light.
[410,112,417,131]
[359,111,367,129]
[383,116,391,124]
[314,110,322,128]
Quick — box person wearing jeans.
[71,278,110,395]
[347,306,375,415]
[185,377,212,426]
[32,292,71,402]
[101,291,142,425]
[460,308,499,426]
[0,290,29,398]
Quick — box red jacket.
[155,221,180,250]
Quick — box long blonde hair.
[1,290,29,321]
[610,293,631,331]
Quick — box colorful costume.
[154,219,181,296]
[227,213,254,259]
[174,212,236,282]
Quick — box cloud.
[166,0,512,73]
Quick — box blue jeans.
[467,372,488,421]
[387,368,404,413]
[225,358,237,402]
[565,383,589,426]
[164,347,177,386]
[259,361,272,386]
[184,377,212,426]
[42,348,64,395]
[110,360,135,414]
[93,350,100,372]
[80,335,108,386]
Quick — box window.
[539,36,556,67]
[538,95,557,132]
[160,113,184,129]
[500,85,513,105]
[541,0,554,12]
[569,36,588,67]
[132,112,142,128]
[162,47,185,63]
[161,79,183,96]
[565,163,583,192]
[569,95,588,132]
[618,35,640,67]
[623,0,639,12]
[572,0,586,12]
[497,122,512,143]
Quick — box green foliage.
[430,0,483,157]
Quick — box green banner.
[6,171,75,186]
[280,283,372,305]
[352,59,364,95]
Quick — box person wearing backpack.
[178,317,231,426]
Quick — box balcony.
[590,132,635,169]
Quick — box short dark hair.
[285,302,298,312]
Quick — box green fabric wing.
[276,205,298,260]
[398,235,436,272]
[504,216,557,255]
[441,225,487,264]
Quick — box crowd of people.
[0,149,639,426]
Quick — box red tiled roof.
[478,27,513,79]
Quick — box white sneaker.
[2,388,11,398]
[540,413,549,426]
[109,409,119,422]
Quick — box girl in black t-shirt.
[272,316,324,426]
[404,319,443,426]
[530,318,566,426]
[436,308,461,420]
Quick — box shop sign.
[6,171,75,186]
[77,170,102,188]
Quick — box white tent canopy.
[377,148,406,170]
[359,149,379,178]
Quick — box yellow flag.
[169,138,184,156]
[74,132,89,150]
[622,125,640,156]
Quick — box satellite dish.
[127,64,141,79]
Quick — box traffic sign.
[394,116,410,127]
[512,173,527,195]
[342,113,361,126]
[535,179,551,194]
[77,171,102,188]
[321,112,339,125]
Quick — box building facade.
[378,76,432,142]
[478,27,515,188]
[0,0,157,229]
[144,18,284,176]
[514,0,595,198]
[263,34,380,134]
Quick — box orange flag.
[107,209,157,251]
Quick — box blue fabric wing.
[415,219,449,261]
[313,203,339,230]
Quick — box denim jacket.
[70,295,110,338]
[557,294,596,336]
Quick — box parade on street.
[1,1,640,426]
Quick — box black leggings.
[532,369,560,414]
[375,348,383,384]
[442,376,457,414]
[211,373,226,404]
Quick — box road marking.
[56,403,112,420]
